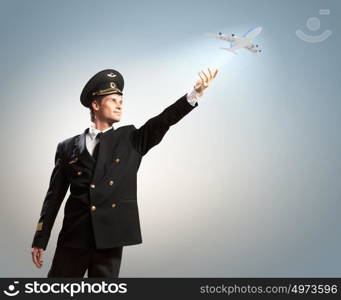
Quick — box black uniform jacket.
[32,94,198,250]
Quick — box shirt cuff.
[186,88,203,106]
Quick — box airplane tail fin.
[220,47,237,55]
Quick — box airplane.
[207,26,263,55]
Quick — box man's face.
[92,93,123,123]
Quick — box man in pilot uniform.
[31,68,218,277]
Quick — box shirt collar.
[89,124,114,140]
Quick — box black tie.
[92,132,102,161]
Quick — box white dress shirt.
[86,125,113,156]
[85,88,203,155]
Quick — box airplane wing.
[220,42,245,55]
[207,33,236,43]
[219,34,236,43]
[230,43,244,51]
[245,42,261,54]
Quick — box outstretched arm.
[130,68,218,155]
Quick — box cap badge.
[110,82,116,88]
[107,72,117,78]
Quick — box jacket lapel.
[69,127,124,198]
[69,128,95,170]
[92,127,119,184]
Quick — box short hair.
[89,95,104,122]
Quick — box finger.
[208,68,213,80]
[213,68,218,78]
[201,70,209,82]
[195,78,205,92]
[199,72,209,89]
[201,78,206,87]
[202,72,209,87]
[32,252,40,268]
[35,252,42,268]
[31,251,35,266]
[32,250,43,268]
[198,72,205,81]
[39,250,44,264]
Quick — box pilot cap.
[80,69,124,108]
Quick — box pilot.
[31,67,218,277]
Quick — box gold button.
[108,180,114,186]
[115,158,120,163]
[111,203,116,208]
[90,184,95,188]
[77,171,82,176]
[91,205,96,211]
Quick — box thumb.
[194,80,202,88]
[38,249,44,261]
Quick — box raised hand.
[194,68,219,94]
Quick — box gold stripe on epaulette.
[68,157,78,164]
[36,222,43,231]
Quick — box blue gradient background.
[1,0,340,277]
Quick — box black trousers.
[47,245,123,278]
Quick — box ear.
[91,99,100,111]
